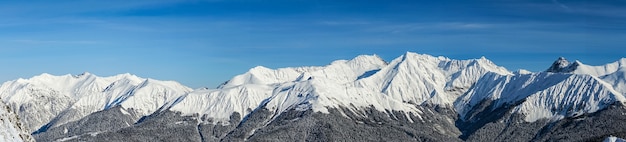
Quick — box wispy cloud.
[9,39,102,44]
[575,5,626,18]
[365,22,494,34]
[513,1,626,18]
[551,0,571,10]
[318,20,372,26]
[0,0,185,17]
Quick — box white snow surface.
[572,58,626,77]
[169,52,512,124]
[0,72,192,132]
[605,136,626,142]
[601,67,626,94]
[354,53,511,106]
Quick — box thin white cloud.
[0,0,186,17]
[552,0,571,10]
[318,20,372,26]
[367,22,494,34]
[10,39,101,44]
[518,1,626,18]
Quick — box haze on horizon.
[0,0,624,88]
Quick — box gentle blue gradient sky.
[1,0,624,88]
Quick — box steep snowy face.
[0,73,192,132]
[168,84,274,124]
[456,71,625,122]
[455,72,571,118]
[258,77,425,122]
[515,74,624,122]
[0,101,33,142]
[112,79,193,116]
[356,52,511,106]
[601,67,626,94]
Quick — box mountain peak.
[349,54,386,64]
[249,66,271,72]
[479,56,487,60]
[555,57,569,66]
[344,54,388,71]
[473,56,496,66]
[35,73,54,78]
[400,51,442,63]
[546,57,577,73]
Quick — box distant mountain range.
[1,52,625,142]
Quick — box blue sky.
[0,0,624,88]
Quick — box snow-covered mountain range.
[1,52,625,141]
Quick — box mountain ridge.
[1,52,625,141]
[0,72,193,133]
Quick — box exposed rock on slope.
[0,101,33,142]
